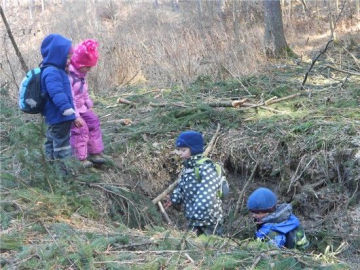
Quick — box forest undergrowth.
[1,1,360,269]
[1,40,359,269]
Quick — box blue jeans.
[44,121,72,160]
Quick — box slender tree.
[0,5,28,73]
[263,0,289,57]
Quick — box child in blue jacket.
[166,131,223,236]
[40,34,76,160]
[247,187,309,249]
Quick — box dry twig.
[234,161,259,218]
[301,39,333,90]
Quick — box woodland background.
[0,0,360,269]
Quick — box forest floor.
[1,41,360,269]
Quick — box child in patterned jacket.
[166,131,223,236]
[68,39,105,167]
[247,187,309,249]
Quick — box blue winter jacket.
[40,34,75,125]
[255,203,301,248]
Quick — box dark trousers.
[44,121,72,160]
[189,223,223,236]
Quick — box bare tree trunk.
[197,0,202,16]
[172,0,179,11]
[356,0,359,17]
[41,0,45,12]
[328,1,336,40]
[233,0,239,40]
[300,0,307,15]
[264,0,288,57]
[217,0,225,18]
[28,0,34,21]
[1,0,6,10]
[154,0,160,8]
[288,0,292,20]
[0,6,28,73]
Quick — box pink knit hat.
[71,39,99,69]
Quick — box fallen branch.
[112,241,153,249]
[326,65,360,76]
[342,46,360,70]
[233,161,259,218]
[149,102,187,108]
[105,118,133,125]
[158,201,173,225]
[151,181,179,205]
[264,93,302,105]
[117,97,136,107]
[220,63,252,95]
[184,253,194,263]
[207,99,248,108]
[203,123,221,157]
[301,39,333,90]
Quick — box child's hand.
[74,117,85,127]
[163,195,172,209]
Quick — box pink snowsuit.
[69,64,104,160]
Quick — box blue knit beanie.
[176,131,204,155]
[247,187,277,212]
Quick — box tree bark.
[264,0,288,57]
[0,5,28,73]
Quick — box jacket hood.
[41,34,72,69]
[262,203,293,224]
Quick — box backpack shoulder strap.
[194,157,212,180]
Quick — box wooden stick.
[264,96,278,105]
[152,181,179,205]
[157,201,173,225]
[184,253,195,263]
[117,97,136,107]
[207,99,248,108]
[149,102,187,108]
[301,39,333,90]
[326,65,360,76]
[203,123,221,157]
[342,46,360,70]
[233,162,259,218]
[265,93,302,105]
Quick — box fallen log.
[117,97,136,107]
[207,99,248,108]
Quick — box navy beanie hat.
[176,131,204,155]
[247,187,277,212]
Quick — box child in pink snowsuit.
[69,39,105,167]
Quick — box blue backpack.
[18,66,49,114]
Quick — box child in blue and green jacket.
[166,131,223,236]
[247,187,309,249]
[40,34,76,160]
